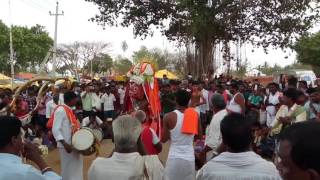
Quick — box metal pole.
[50,1,63,74]
[53,2,58,73]
[8,0,14,88]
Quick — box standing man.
[203,94,228,161]
[52,91,83,180]
[199,82,210,132]
[101,87,116,121]
[304,88,320,121]
[81,85,95,118]
[265,83,281,127]
[118,83,126,113]
[271,88,307,136]
[162,89,202,180]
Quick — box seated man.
[276,121,320,180]
[135,110,162,155]
[197,113,281,180]
[0,116,61,180]
[81,111,104,129]
[88,115,165,180]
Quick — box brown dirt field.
[43,140,170,180]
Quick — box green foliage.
[132,46,170,70]
[113,57,133,75]
[294,32,320,70]
[87,0,319,48]
[86,0,320,76]
[88,53,113,74]
[0,21,53,74]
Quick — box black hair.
[278,121,320,173]
[220,113,253,152]
[231,83,239,90]
[296,90,306,98]
[288,76,298,87]
[283,88,299,102]
[0,116,22,149]
[268,82,279,89]
[89,111,96,117]
[63,91,78,104]
[298,80,308,88]
[175,89,191,107]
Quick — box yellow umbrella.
[155,69,178,79]
[0,73,12,85]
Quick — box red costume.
[124,62,162,136]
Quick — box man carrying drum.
[51,91,83,180]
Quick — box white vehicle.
[273,69,317,87]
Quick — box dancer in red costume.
[123,62,162,137]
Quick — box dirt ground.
[44,140,170,180]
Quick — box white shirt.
[93,93,102,111]
[200,89,210,113]
[205,109,228,152]
[118,88,126,105]
[46,100,57,119]
[88,153,165,180]
[82,116,103,129]
[101,93,116,111]
[227,93,242,113]
[0,153,61,180]
[197,151,281,180]
[52,105,73,148]
[265,92,280,127]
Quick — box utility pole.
[49,1,64,74]
[8,0,14,88]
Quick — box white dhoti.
[59,148,83,180]
[266,106,276,127]
[165,158,195,180]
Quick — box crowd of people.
[0,74,320,180]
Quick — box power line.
[18,0,49,14]
[29,0,52,11]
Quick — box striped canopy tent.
[155,69,178,80]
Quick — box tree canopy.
[86,0,320,77]
[0,21,53,74]
[294,32,320,69]
[113,57,133,75]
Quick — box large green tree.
[86,0,319,77]
[0,21,53,74]
[294,32,320,73]
[132,46,170,70]
[113,57,133,75]
[85,53,113,75]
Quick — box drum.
[72,128,96,156]
[92,128,104,142]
